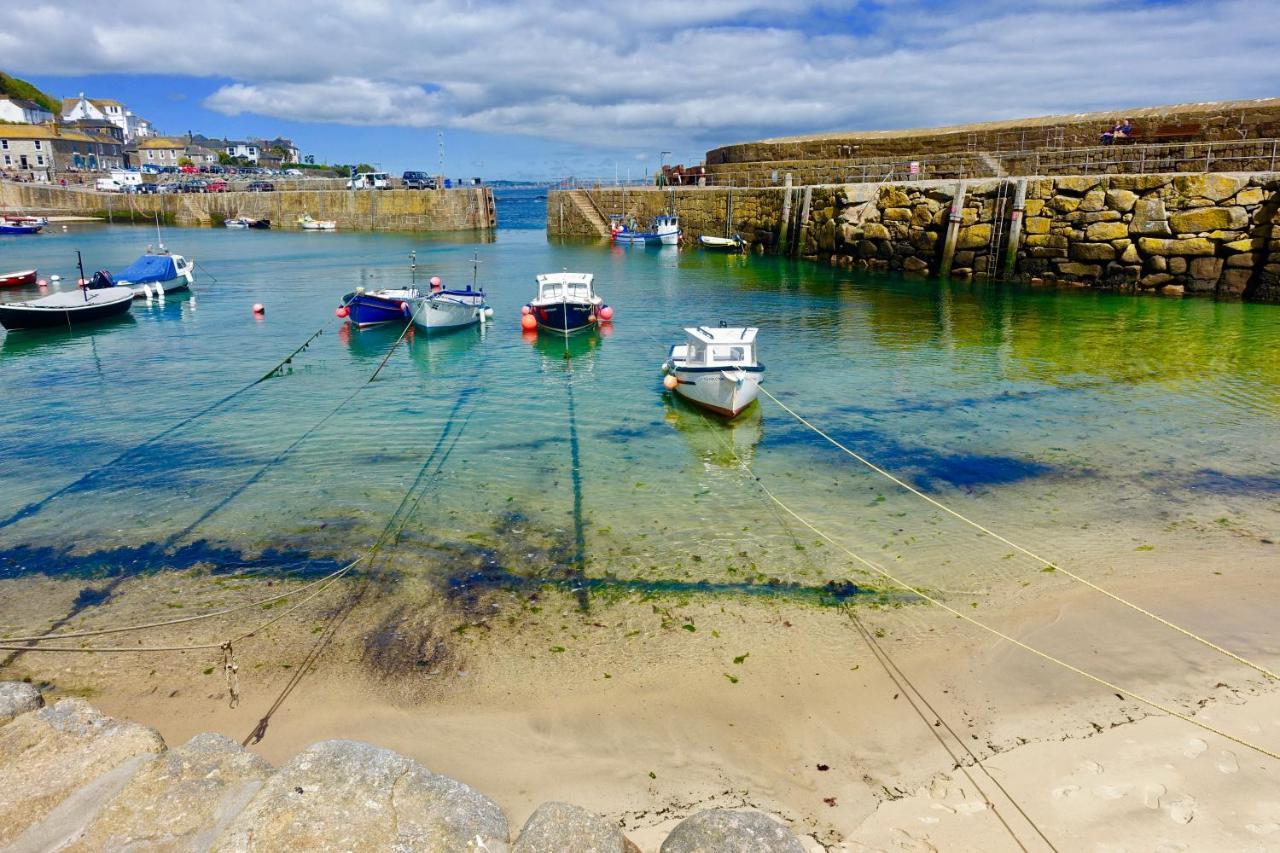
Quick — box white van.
[110,170,142,188]
[95,178,121,192]
[346,171,390,190]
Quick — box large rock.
[661,810,805,853]
[1023,216,1050,235]
[1105,189,1139,212]
[1079,189,1106,212]
[212,739,509,852]
[1085,221,1128,241]
[1129,198,1171,236]
[1137,237,1216,256]
[1235,187,1264,206]
[1070,243,1117,261]
[0,681,42,726]
[1055,176,1100,195]
[514,801,630,853]
[861,222,889,240]
[956,223,992,249]
[1174,173,1249,202]
[1168,206,1248,234]
[0,699,166,849]
[71,733,272,852]
[1055,262,1103,278]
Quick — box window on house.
[36,155,44,166]
[1,140,7,150]
[33,140,41,150]
[2,155,9,165]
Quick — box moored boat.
[0,261,133,331]
[0,217,44,235]
[661,324,764,418]
[226,217,271,229]
[339,287,419,328]
[698,234,745,253]
[298,214,337,231]
[527,272,604,334]
[611,214,680,245]
[410,287,489,333]
[0,269,38,288]
[113,252,196,299]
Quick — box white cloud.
[5,0,1278,153]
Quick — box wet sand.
[2,532,1278,851]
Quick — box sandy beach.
[3,525,1277,851]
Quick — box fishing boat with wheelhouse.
[527,272,605,334]
[661,324,764,418]
[610,214,680,245]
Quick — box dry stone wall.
[550,173,1280,301]
[0,181,497,232]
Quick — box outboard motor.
[88,270,114,290]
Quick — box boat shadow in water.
[663,393,763,468]
[528,326,603,366]
[0,312,136,358]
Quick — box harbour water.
[1,191,1278,613]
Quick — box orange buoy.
[336,306,349,319]
[37,279,47,287]
[520,313,537,331]
[599,305,614,321]
[663,374,679,390]
[253,303,265,315]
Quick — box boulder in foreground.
[661,809,806,853]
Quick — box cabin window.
[688,345,704,364]
[712,347,745,362]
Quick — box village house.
[0,124,125,180]
[0,95,54,125]
[130,136,188,169]
[185,143,219,165]
[220,140,261,163]
[61,94,155,142]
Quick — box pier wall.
[0,182,496,232]
[548,172,1280,300]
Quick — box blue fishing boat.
[339,287,419,328]
[0,216,44,235]
[528,272,604,334]
[610,214,680,245]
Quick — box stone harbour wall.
[0,682,809,852]
[0,181,497,232]
[549,172,1280,301]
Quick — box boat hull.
[344,291,415,328]
[671,366,763,418]
[0,269,37,288]
[0,224,42,235]
[0,286,134,330]
[532,300,596,333]
[410,295,481,332]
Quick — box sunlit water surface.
[1,191,1278,607]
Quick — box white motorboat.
[410,288,488,333]
[112,252,195,299]
[225,218,249,229]
[661,324,764,418]
[298,214,337,231]
[699,234,745,253]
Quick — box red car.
[206,180,228,193]
[179,165,199,174]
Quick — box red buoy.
[253,303,265,315]
[336,306,349,319]
[599,305,614,321]
[520,313,537,331]
[521,305,532,315]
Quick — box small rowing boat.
[0,256,133,331]
[698,234,745,253]
[298,214,337,231]
[0,269,37,288]
[661,323,764,418]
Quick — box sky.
[4,0,1277,180]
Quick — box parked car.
[180,179,209,193]
[347,171,390,190]
[136,183,161,194]
[401,170,437,190]
[247,181,276,192]
[206,180,227,193]
[284,168,302,176]
[179,165,198,174]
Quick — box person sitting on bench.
[1101,118,1134,145]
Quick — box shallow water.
[1,196,1278,606]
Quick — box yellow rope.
[758,386,1280,683]
[749,473,1280,761]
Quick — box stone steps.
[566,189,613,237]
[0,682,808,852]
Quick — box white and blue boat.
[340,287,419,328]
[610,214,680,245]
[113,252,195,299]
[411,286,490,333]
[0,216,45,235]
[528,272,604,334]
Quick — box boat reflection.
[0,312,136,359]
[405,320,484,377]
[663,391,763,468]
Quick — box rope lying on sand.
[758,385,1280,684]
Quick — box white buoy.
[61,225,68,231]
[142,284,153,301]
[50,274,61,282]
[484,307,495,319]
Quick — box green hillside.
[0,71,59,115]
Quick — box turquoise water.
[1,211,1278,606]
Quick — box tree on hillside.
[0,71,59,115]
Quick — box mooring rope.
[748,471,1280,761]
[757,385,1280,683]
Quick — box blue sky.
[4,0,1277,180]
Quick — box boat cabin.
[534,272,596,303]
[680,326,758,368]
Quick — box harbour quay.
[0,181,496,232]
